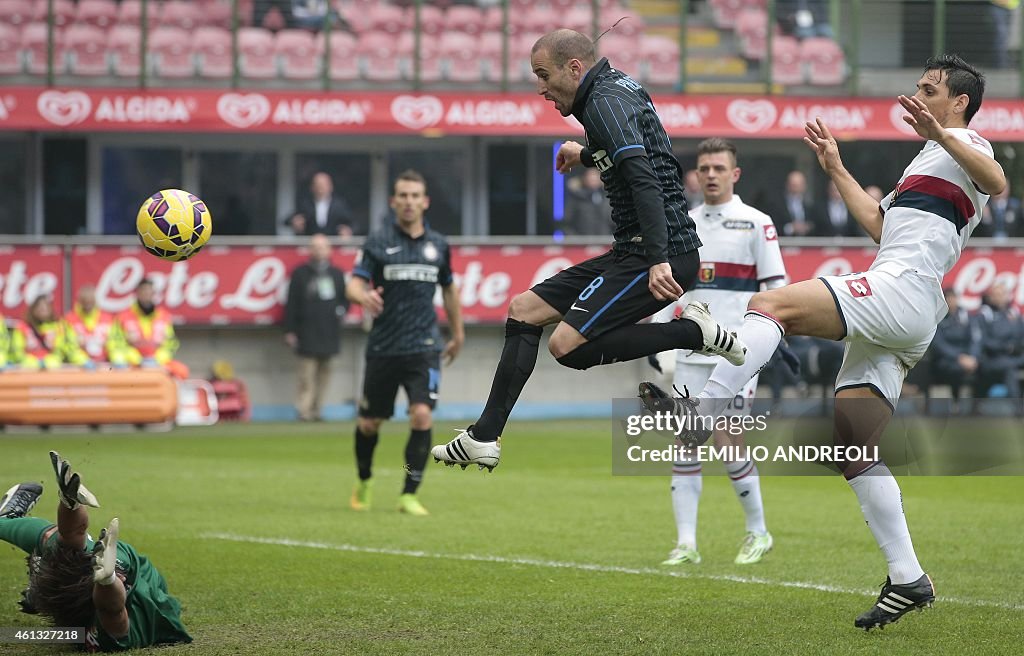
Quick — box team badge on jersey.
[422,242,438,261]
[763,224,778,241]
[699,263,715,283]
[846,277,873,298]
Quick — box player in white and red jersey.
[640,55,1005,630]
[651,138,787,568]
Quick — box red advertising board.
[0,245,65,318]
[1,87,1024,140]
[1,243,1022,325]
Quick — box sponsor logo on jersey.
[592,149,612,172]
[383,264,439,282]
[723,220,755,230]
[699,263,715,283]
[846,277,872,298]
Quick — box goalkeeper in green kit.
[0,452,192,651]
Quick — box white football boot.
[431,428,501,472]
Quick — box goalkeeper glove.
[92,518,119,586]
[49,451,100,510]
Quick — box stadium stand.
[150,26,196,79]
[277,28,319,80]
[238,26,277,79]
[109,23,142,77]
[0,21,19,74]
[194,25,233,79]
[66,23,109,76]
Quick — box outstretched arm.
[50,451,100,550]
[804,118,885,243]
[92,518,129,640]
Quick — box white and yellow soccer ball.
[136,189,212,261]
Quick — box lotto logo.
[763,224,777,241]
[846,277,872,297]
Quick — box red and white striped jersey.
[875,128,994,281]
[655,195,787,362]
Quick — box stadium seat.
[238,26,275,78]
[0,22,21,74]
[398,31,441,82]
[444,6,484,36]
[771,35,803,85]
[315,30,358,81]
[198,0,234,29]
[358,30,402,82]
[65,23,108,75]
[407,4,444,36]
[276,28,319,80]
[159,0,200,31]
[0,0,34,28]
[367,4,407,36]
[75,0,117,31]
[149,26,195,78]
[736,8,769,60]
[22,22,66,75]
[563,7,593,34]
[441,31,482,83]
[109,24,141,76]
[709,0,748,29]
[641,35,680,86]
[31,0,75,28]
[522,7,558,35]
[117,0,158,29]
[597,33,640,77]
[802,36,845,85]
[194,25,232,78]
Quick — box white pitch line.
[202,532,1022,612]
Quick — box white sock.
[670,460,702,549]
[726,460,767,535]
[847,462,925,584]
[700,311,784,415]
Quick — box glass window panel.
[198,152,278,236]
[487,144,527,236]
[46,139,88,235]
[0,140,27,235]
[102,147,182,235]
[387,150,464,236]
[294,152,372,236]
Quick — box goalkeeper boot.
[92,518,120,585]
[0,482,43,518]
[734,532,774,565]
[350,479,373,511]
[637,381,712,448]
[431,427,501,472]
[854,574,935,631]
[662,544,702,566]
[397,494,429,516]
[680,302,747,365]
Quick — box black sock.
[473,318,544,442]
[403,428,431,494]
[354,426,379,481]
[556,320,703,370]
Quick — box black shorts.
[359,352,441,419]
[531,249,699,339]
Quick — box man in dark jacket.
[285,234,349,421]
[930,287,981,404]
[285,172,357,237]
[974,282,1024,400]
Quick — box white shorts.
[819,266,945,406]
[674,359,759,417]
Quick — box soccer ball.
[136,189,212,261]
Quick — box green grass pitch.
[1,421,1021,655]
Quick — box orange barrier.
[0,369,177,426]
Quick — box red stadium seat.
[109,24,141,76]
[197,0,232,29]
[772,35,803,85]
[276,28,319,80]
[32,0,75,28]
[444,6,484,36]
[367,4,407,36]
[149,26,195,78]
[802,36,845,85]
[160,0,201,31]
[238,26,275,78]
[641,35,680,86]
[0,22,21,74]
[522,7,558,34]
[736,9,769,60]
[563,7,593,34]
[406,4,444,36]
[397,31,440,81]
[597,32,640,75]
[22,22,66,75]
[315,30,358,81]
[441,31,481,83]
[482,6,504,34]
[358,30,401,82]
[194,25,232,78]
[709,0,757,29]
[117,0,158,29]
[0,0,34,28]
[75,0,117,31]
[65,23,108,75]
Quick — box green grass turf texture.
[0,420,1021,655]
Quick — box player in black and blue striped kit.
[432,29,747,472]
[347,170,465,514]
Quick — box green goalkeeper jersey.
[42,530,193,652]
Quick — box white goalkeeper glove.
[49,451,100,510]
[92,518,120,586]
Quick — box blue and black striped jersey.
[353,222,454,356]
[571,58,701,261]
